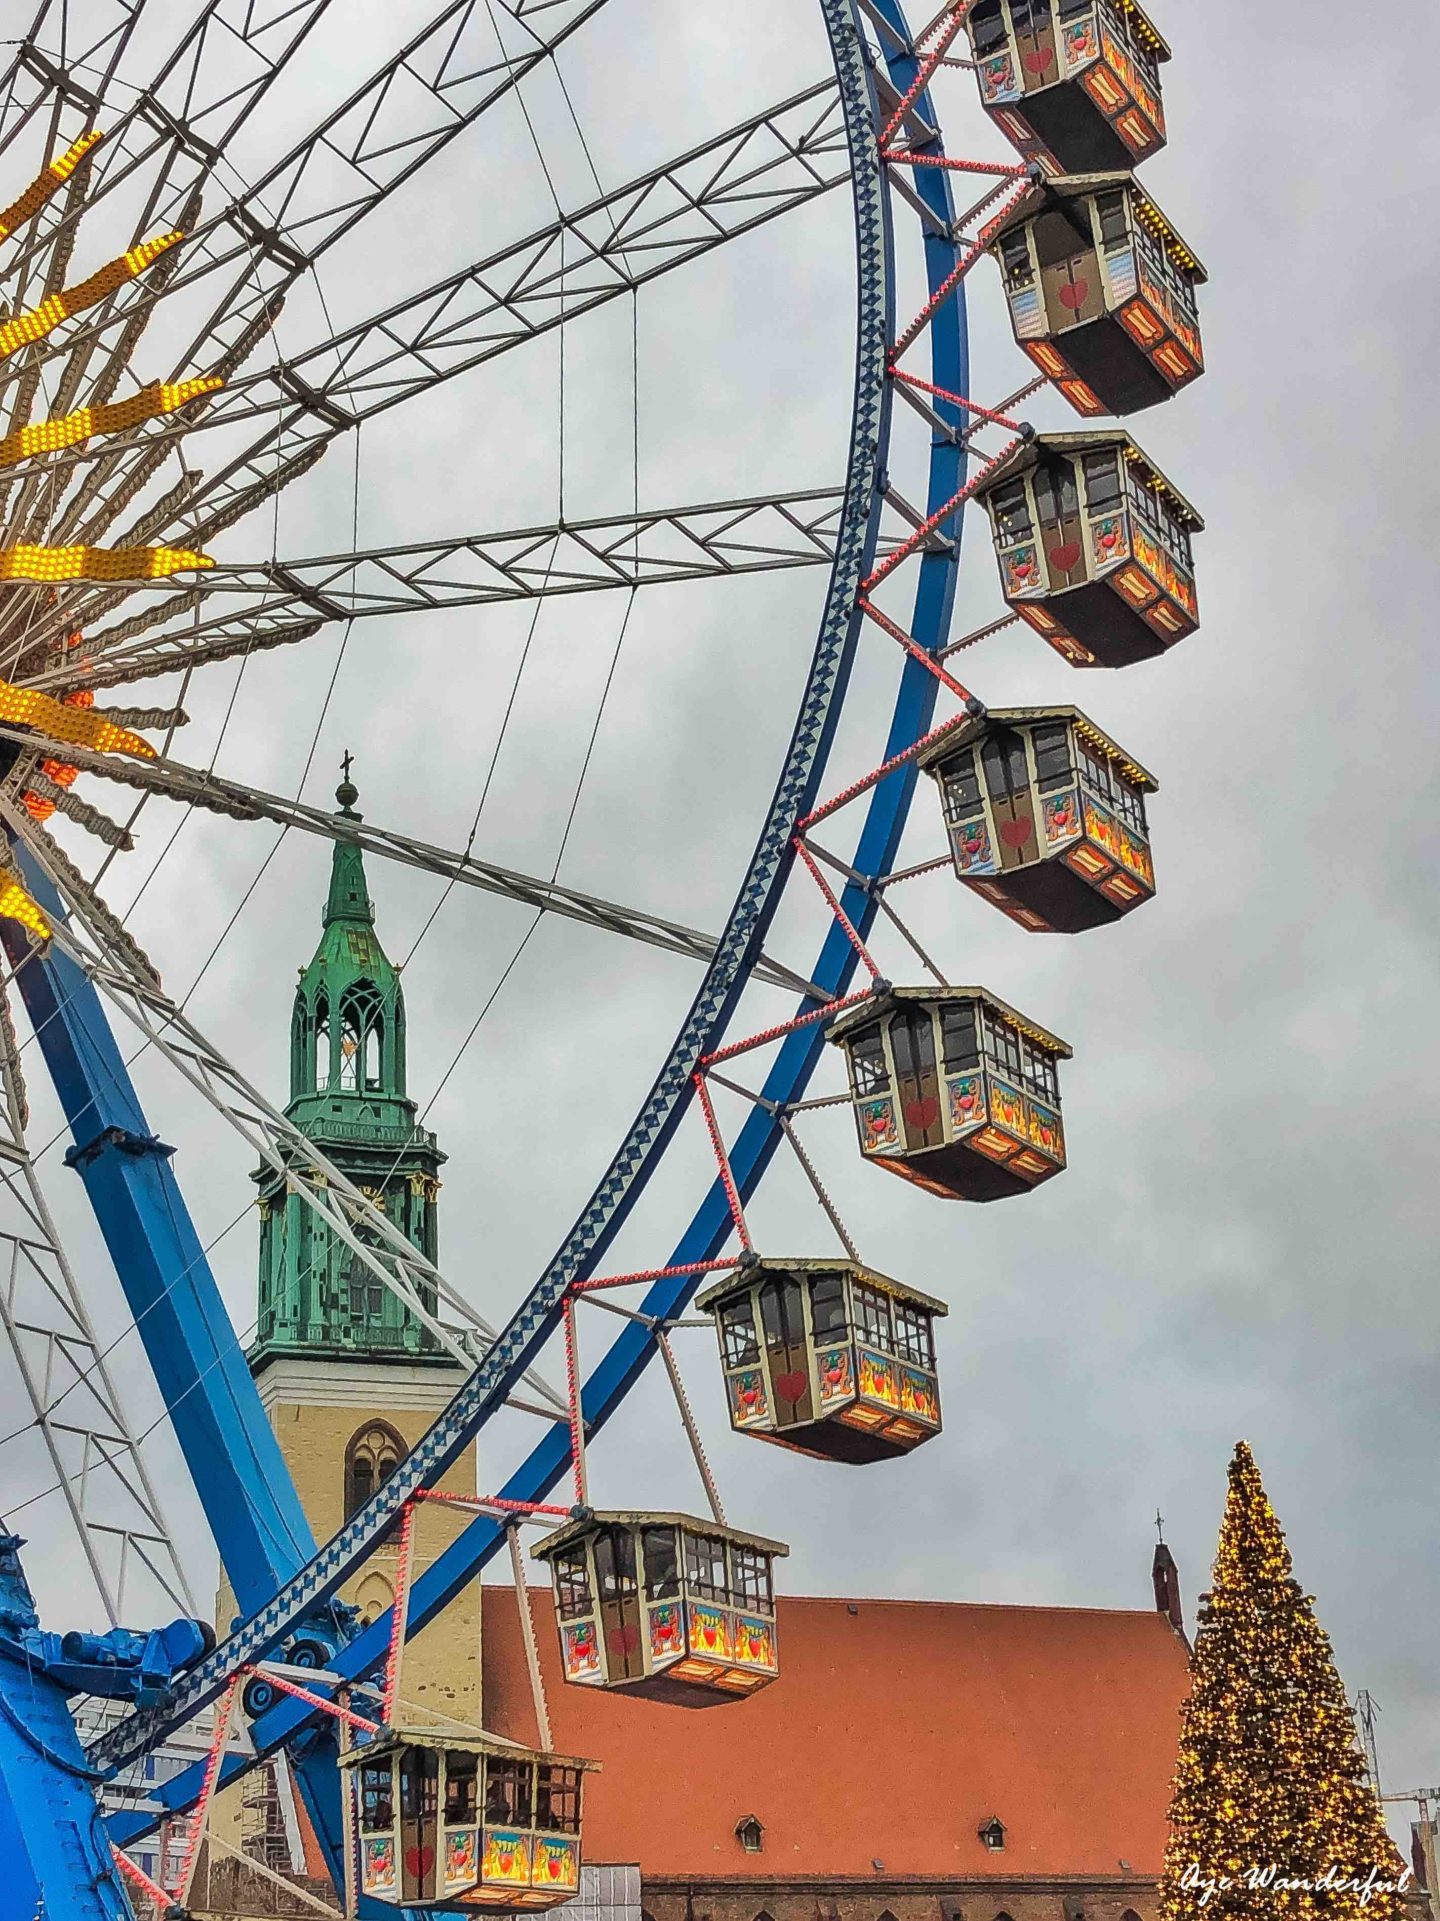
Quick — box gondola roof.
[532,1510,790,1562]
[828,985,1073,1061]
[982,172,1207,282]
[917,706,1159,793]
[974,430,1205,531]
[695,1260,949,1317]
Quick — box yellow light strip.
[0,676,154,757]
[0,871,51,942]
[0,543,212,585]
[0,130,103,244]
[0,376,222,469]
[0,230,185,361]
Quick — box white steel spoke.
[0,978,196,1624]
[1,806,572,1415]
[0,731,826,1001]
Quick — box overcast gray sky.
[4,0,1438,1839]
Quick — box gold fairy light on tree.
[1159,1442,1408,1921]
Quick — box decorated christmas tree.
[1159,1442,1408,1921]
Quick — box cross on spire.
[1155,1507,1166,1544]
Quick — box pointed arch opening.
[339,981,385,1093]
[314,993,330,1091]
[344,1419,406,1519]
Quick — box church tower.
[253,763,447,1367]
[226,766,481,1735]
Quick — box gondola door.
[890,1008,944,1151]
[759,1273,813,1428]
[1034,459,1087,591]
[981,729,1039,870]
[594,1527,645,1681]
[398,1748,440,1903]
[1034,205,1105,332]
[1010,0,1058,90]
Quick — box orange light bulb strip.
[0,129,103,244]
[0,677,153,757]
[0,230,186,361]
[0,543,212,583]
[0,376,221,469]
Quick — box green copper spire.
[252,761,448,1369]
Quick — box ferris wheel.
[0,0,1206,1913]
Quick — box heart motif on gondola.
[607,1622,640,1654]
[404,1844,435,1881]
[1048,541,1082,571]
[1000,818,1034,849]
[549,1859,563,1878]
[776,1371,809,1403]
[1057,280,1090,311]
[903,1096,940,1131]
[1022,46,1054,72]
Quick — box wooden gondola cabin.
[340,1730,596,1911]
[982,175,1205,416]
[966,0,1171,175]
[918,706,1157,931]
[532,1512,787,1707]
[828,987,1071,1202]
[696,1260,946,1465]
[975,432,1202,667]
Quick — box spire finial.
[1155,1506,1166,1544]
[336,750,359,817]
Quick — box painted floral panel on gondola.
[734,1613,777,1670]
[1028,1099,1065,1162]
[1042,789,1081,847]
[648,1600,684,1666]
[979,50,1019,101]
[1170,568,1197,617]
[860,1098,899,1153]
[364,1837,397,1894]
[1090,512,1128,570]
[687,1602,732,1661]
[533,1836,580,1892]
[952,817,995,874]
[1003,543,1042,595]
[948,1074,985,1131]
[561,1619,600,1680]
[729,1368,768,1426]
[901,1369,941,1425]
[1061,17,1099,69]
[817,1344,854,1405]
[989,1076,1027,1139]
[482,1830,532,1886]
[446,1830,480,1893]
[859,1349,901,1409]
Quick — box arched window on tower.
[344,1420,406,1519]
[339,982,384,1092]
[314,994,330,1091]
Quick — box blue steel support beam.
[0,1535,132,1921]
[1,852,315,1620]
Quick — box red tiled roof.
[480,1590,1189,1881]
